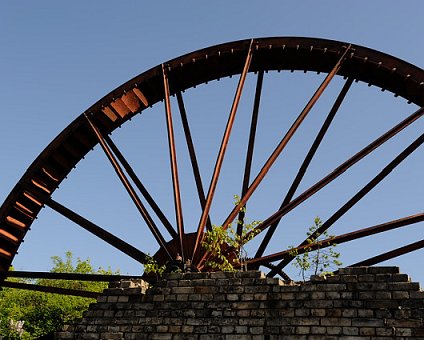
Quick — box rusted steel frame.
[198,45,352,269]
[2,280,100,298]
[248,106,424,239]
[268,132,424,277]
[44,197,149,264]
[3,39,424,277]
[84,114,173,261]
[260,263,292,281]
[4,271,143,282]
[176,91,212,232]
[162,65,185,260]
[220,45,352,236]
[237,70,265,237]
[350,239,424,267]
[103,134,177,239]
[231,258,291,281]
[255,78,354,258]
[191,39,254,261]
[248,213,424,267]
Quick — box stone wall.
[57,267,424,339]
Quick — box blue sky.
[1,2,423,282]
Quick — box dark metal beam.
[103,134,177,239]
[192,39,254,262]
[2,281,100,298]
[163,65,185,261]
[237,70,264,236]
[45,197,149,264]
[350,239,424,267]
[255,77,354,258]
[84,113,173,261]
[220,45,352,236]
[247,213,424,266]
[176,91,212,232]
[197,45,352,270]
[267,132,424,276]
[261,263,292,281]
[249,106,424,239]
[3,271,143,282]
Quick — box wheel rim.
[0,37,423,285]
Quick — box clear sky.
[1,2,423,282]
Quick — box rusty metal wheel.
[0,37,423,293]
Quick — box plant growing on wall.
[202,195,261,272]
[143,254,167,280]
[289,217,342,282]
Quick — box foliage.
[202,195,261,272]
[0,251,117,339]
[143,254,166,280]
[289,217,342,282]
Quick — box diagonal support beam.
[163,65,185,260]
[247,213,424,267]
[103,134,177,239]
[4,271,143,282]
[267,132,424,277]
[2,281,100,298]
[349,238,424,267]
[255,77,354,258]
[220,45,352,235]
[84,113,173,261]
[44,197,149,264]
[248,106,424,241]
[176,91,212,232]
[237,70,264,236]
[261,263,292,281]
[197,45,352,269]
[191,39,254,261]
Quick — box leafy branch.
[143,255,167,280]
[289,217,342,281]
[202,195,261,272]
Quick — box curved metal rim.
[1,36,423,276]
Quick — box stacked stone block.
[57,267,424,339]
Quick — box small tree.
[202,195,260,272]
[289,217,342,282]
[143,254,167,280]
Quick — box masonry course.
[57,267,424,339]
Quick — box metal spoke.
[103,134,177,239]
[163,65,185,260]
[4,271,143,282]
[191,39,254,261]
[247,213,424,267]
[255,77,354,258]
[2,281,100,298]
[349,239,424,267]
[197,45,352,269]
[249,106,424,239]
[84,114,173,260]
[237,70,264,236]
[2,37,424,289]
[267,132,424,277]
[176,91,212,232]
[260,263,292,281]
[45,197,149,264]
[220,45,352,236]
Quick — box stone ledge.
[57,267,424,339]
